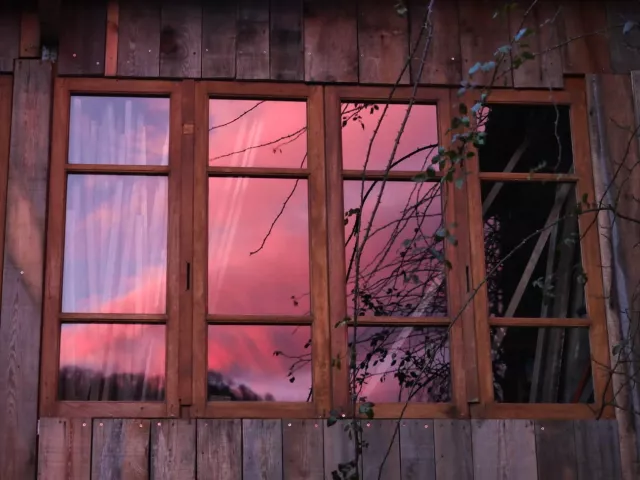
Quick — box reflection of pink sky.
[60,98,440,399]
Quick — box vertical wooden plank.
[557,1,611,74]
[324,420,356,478]
[38,418,91,480]
[537,1,564,89]
[409,0,461,85]
[105,0,119,76]
[434,420,473,480]
[0,59,52,480]
[201,0,237,79]
[535,420,578,480]
[270,0,304,81]
[92,419,151,480]
[20,11,41,58]
[471,420,537,480]
[117,0,161,77]
[458,0,512,87]
[607,1,640,73]
[160,1,202,78]
[283,419,324,480]
[400,420,436,480]
[242,419,283,480]
[236,0,269,80]
[196,419,242,480]
[358,0,410,84]
[304,0,358,83]
[0,9,20,72]
[0,76,11,322]
[58,0,107,75]
[151,419,196,480]
[362,420,401,480]
[574,420,622,480]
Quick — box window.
[41,79,612,420]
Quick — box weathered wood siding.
[4,1,640,83]
[36,418,621,479]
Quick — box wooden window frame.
[38,76,612,421]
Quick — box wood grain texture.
[20,11,41,58]
[37,418,91,480]
[557,1,611,74]
[400,420,436,480]
[92,419,151,480]
[324,419,355,478]
[105,0,119,76]
[304,0,358,82]
[458,0,512,87]
[535,420,578,480]
[574,420,622,480]
[117,0,161,77]
[362,420,401,480]
[471,419,537,480]
[202,0,237,79]
[151,420,196,479]
[58,0,106,75]
[236,0,270,80]
[607,1,640,73]
[283,419,324,480]
[434,419,473,480]
[0,60,52,480]
[196,420,241,480]
[358,0,410,84]
[160,1,202,78]
[409,0,461,85]
[242,419,283,480]
[270,0,304,81]
[0,9,19,72]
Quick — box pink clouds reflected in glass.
[341,103,438,171]
[208,177,310,315]
[349,326,450,403]
[69,96,170,165]
[209,99,307,168]
[58,323,166,401]
[343,180,446,317]
[207,325,311,402]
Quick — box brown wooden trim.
[202,80,311,99]
[204,402,316,418]
[60,77,178,95]
[342,170,441,181]
[359,403,466,419]
[483,88,576,106]
[329,85,450,104]
[19,12,40,58]
[207,166,310,178]
[566,77,614,414]
[191,81,209,417]
[207,315,313,325]
[471,403,615,420]
[59,313,167,323]
[477,172,580,183]
[65,164,170,175]
[488,317,592,328]
[41,78,70,417]
[105,0,119,76]
[48,402,167,418]
[0,76,12,323]
[346,316,450,326]
[324,85,350,413]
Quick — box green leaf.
[455,177,465,189]
[459,103,468,115]
[515,27,532,41]
[327,416,337,427]
[521,51,535,60]
[480,61,496,72]
[624,21,638,35]
[496,45,511,54]
[468,62,482,76]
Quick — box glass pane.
[62,175,168,314]
[209,99,307,168]
[483,182,585,318]
[69,96,169,166]
[59,324,165,401]
[341,103,438,171]
[349,326,450,402]
[344,180,447,317]
[208,178,310,315]
[207,325,311,401]
[491,326,592,403]
[478,104,573,174]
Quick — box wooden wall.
[37,418,622,479]
[2,0,639,86]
